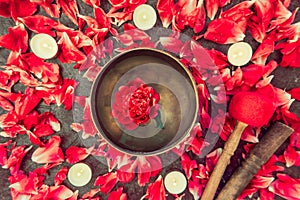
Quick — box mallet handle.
[200,121,248,200]
[216,122,294,200]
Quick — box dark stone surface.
[0,0,299,200]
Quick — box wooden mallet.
[216,122,294,200]
[200,92,276,200]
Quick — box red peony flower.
[112,78,160,130]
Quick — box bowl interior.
[91,48,198,155]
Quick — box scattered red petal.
[0,0,10,18]
[58,32,87,64]
[0,140,11,166]
[188,180,203,200]
[0,24,28,53]
[282,145,300,167]
[156,0,174,28]
[288,87,300,101]
[66,146,90,164]
[141,175,166,200]
[94,172,118,194]
[31,136,64,164]
[82,188,100,199]
[4,145,32,176]
[269,174,300,200]
[82,0,100,7]
[181,153,197,179]
[204,18,245,44]
[54,167,68,186]
[34,0,61,18]
[15,88,42,119]
[19,15,69,37]
[10,0,38,21]
[58,0,79,25]
[159,36,184,54]
[108,187,127,200]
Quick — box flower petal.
[94,172,118,194]
[66,146,90,164]
[0,24,28,53]
[4,145,32,175]
[10,0,38,21]
[58,0,79,25]
[142,175,166,200]
[31,136,64,164]
[108,187,127,200]
[54,167,68,186]
[156,0,174,28]
[204,18,245,44]
[181,153,197,179]
[58,32,87,64]
[269,174,300,200]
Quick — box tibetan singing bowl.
[90,48,198,155]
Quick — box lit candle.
[133,4,157,30]
[164,171,187,194]
[227,42,252,66]
[30,33,58,59]
[67,163,92,187]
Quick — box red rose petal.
[181,153,197,179]
[0,140,11,166]
[204,18,245,44]
[54,167,68,186]
[82,188,100,199]
[156,0,174,28]
[82,0,100,6]
[206,148,222,173]
[10,0,38,21]
[0,0,10,18]
[269,174,300,200]
[117,163,135,183]
[0,96,14,111]
[43,185,74,199]
[58,32,87,64]
[66,146,90,164]
[283,145,300,167]
[288,87,300,101]
[188,180,204,200]
[159,36,184,54]
[94,172,118,194]
[4,145,32,175]
[205,0,219,20]
[108,187,127,200]
[141,175,166,200]
[15,88,42,119]
[19,15,62,37]
[58,0,79,25]
[0,24,28,53]
[35,0,61,18]
[31,136,64,164]
[252,32,276,65]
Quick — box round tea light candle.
[227,42,252,66]
[67,163,92,187]
[30,33,58,59]
[133,4,157,30]
[164,171,187,194]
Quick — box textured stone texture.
[0,0,299,200]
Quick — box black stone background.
[0,0,299,199]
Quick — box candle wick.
[238,52,243,56]
[172,178,177,186]
[76,172,82,176]
[142,15,147,20]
